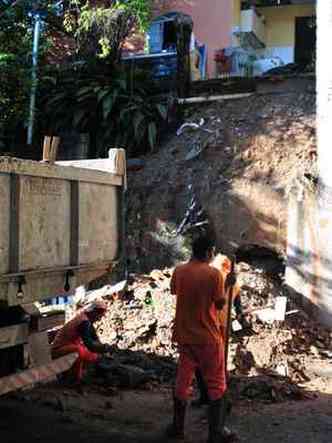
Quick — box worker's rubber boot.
[165,397,187,440]
[192,370,209,408]
[223,392,233,417]
[207,397,238,443]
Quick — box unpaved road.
[1,378,331,443]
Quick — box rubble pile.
[79,259,332,401]
[97,269,176,358]
[237,261,285,310]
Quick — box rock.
[107,364,153,388]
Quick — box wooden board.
[0,156,123,186]
[0,353,78,396]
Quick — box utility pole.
[317,1,332,185]
[316,0,332,325]
[27,11,42,146]
[286,1,332,326]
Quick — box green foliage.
[118,0,153,31]
[41,65,168,155]
[65,0,152,60]
[0,6,32,134]
[0,1,54,144]
[0,0,153,149]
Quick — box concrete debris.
[96,358,157,388]
[255,308,279,324]
[254,297,287,323]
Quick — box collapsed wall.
[127,79,316,273]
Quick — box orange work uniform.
[52,311,98,381]
[171,259,227,401]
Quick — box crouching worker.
[52,300,113,383]
[167,236,235,443]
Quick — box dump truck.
[0,150,126,395]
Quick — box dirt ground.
[1,357,331,443]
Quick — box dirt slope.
[127,83,316,273]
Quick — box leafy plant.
[0,0,153,150]
[0,5,33,137]
[41,65,169,155]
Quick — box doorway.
[295,16,316,69]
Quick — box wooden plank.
[178,92,254,104]
[0,324,29,350]
[190,78,256,95]
[0,157,123,187]
[42,136,51,162]
[57,158,121,175]
[0,353,78,396]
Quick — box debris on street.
[65,259,331,404]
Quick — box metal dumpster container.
[0,152,125,307]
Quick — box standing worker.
[193,254,243,408]
[52,300,113,384]
[167,236,236,443]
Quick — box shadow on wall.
[127,184,285,273]
[286,243,332,327]
[127,167,288,268]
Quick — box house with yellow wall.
[233,1,316,70]
[124,0,316,78]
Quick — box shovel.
[224,257,236,380]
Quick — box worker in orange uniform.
[167,237,236,443]
[52,300,113,383]
[193,254,242,408]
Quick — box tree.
[0,1,57,148]
[0,4,33,143]
[0,0,154,152]
[63,0,152,62]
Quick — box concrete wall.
[285,1,332,328]
[257,4,316,63]
[153,0,233,77]
[286,182,332,327]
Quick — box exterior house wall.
[124,1,316,79]
[153,0,233,78]
[256,4,316,63]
